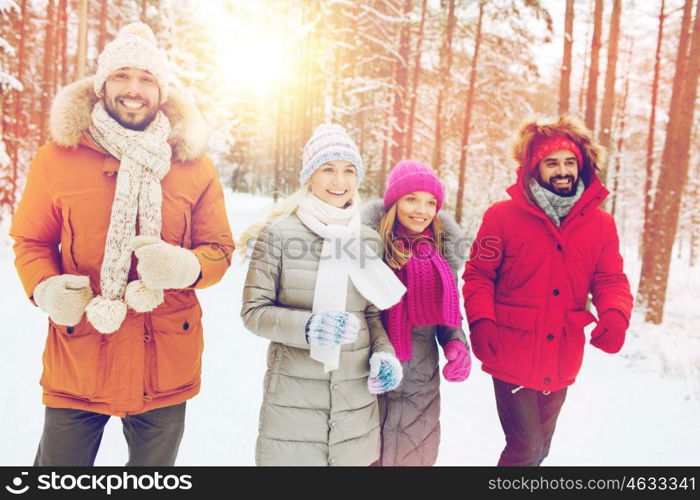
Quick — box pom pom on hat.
[118,22,158,45]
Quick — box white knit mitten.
[34,275,94,326]
[367,351,403,394]
[131,235,201,289]
[305,310,360,347]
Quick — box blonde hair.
[237,186,361,256]
[378,202,444,270]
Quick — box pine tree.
[584,0,603,132]
[559,0,574,115]
[638,0,700,324]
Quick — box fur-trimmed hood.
[512,114,606,188]
[361,199,467,274]
[49,77,208,162]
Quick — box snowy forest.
[1,1,699,328]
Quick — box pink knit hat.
[384,160,444,211]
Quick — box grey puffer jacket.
[361,199,468,466]
[241,212,396,466]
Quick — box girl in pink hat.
[361,160,472,466]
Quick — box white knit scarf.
[85,101,172,334]
[296,193,406,371]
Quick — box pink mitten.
[442,340,471,382]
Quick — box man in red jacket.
[463,115,633,466]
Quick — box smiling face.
[395,191,438,235]
[103,67,160,131]
[308,160,357,208]
[536,149,580,196]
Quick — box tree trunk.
[667,0,694,137]
[405,0,427,158]
[641,0,692,263]
[58,0,68,86]
[39,0,56,145]
[98,0,108,54]
[8,0,27,212]
[584,0,603,132]
[690,159,700,268]
[303,0,320,147]
[53,0,65,91]
[577,0,593,113]
[431,0,456,172]
[642,0,666,259]
[379,113,391,194]
[638,0,700,324]
[559,0,574,115]
[295,1,309,184]
[274,81,283,203]
[75,0,88,79]
[1,93,6,140]
[611,37,633,219]
[330,5,341,123]
[390,0,413,167]
[598,0,621,181]
[455,1,484,225]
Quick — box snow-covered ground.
[0,190,698,466]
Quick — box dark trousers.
[34,403,186,466]
[493,377,567,466]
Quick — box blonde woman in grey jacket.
[239,124,406,466]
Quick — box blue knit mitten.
[305,310,360,347]
[367,352,403,394]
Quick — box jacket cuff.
[191,245,232,289]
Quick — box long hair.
[378,202,444,270]
[236,186,361,256]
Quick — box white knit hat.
[300,124,364,185]
[93,22,170,102]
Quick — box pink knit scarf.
[383,226,461,361]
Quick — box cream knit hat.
[93,22,170,102]
[300,124,364,185]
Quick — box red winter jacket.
[462,118,633,392]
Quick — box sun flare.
[204,1,293,98]
[218,27,290,95]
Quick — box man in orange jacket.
[10,22,233,465]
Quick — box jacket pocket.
[180,210,192,249]
[493,303,539,377]
[60,205,79,271]
[558,309,596,381]
[148,301,203,394]
[40,316,104,399]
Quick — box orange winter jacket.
[10,78,234,416]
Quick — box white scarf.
[85,101,172,333]
[296,193,406,371]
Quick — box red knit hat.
[529,135,583,171]
[384,160,444,211]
